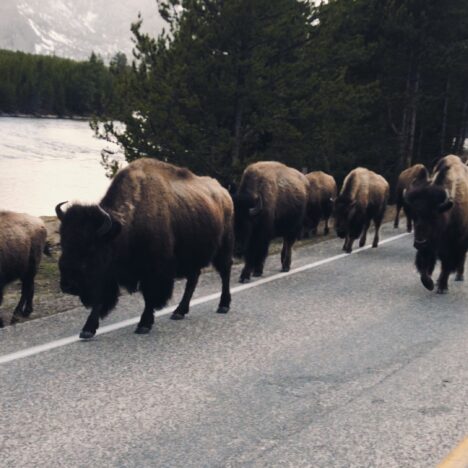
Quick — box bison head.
[232,194,263,258]
[56,202,121,308]
[333,196,362,239]
[404,185,453,251]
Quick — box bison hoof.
[135,326,151,334]
[216,306,230,314]
[436,287,448,294]
[455,274,464,282]
[79,330,96,340]
[170,312,185,320]
[345,248,352,254]
[372,243,378,248]
[420,275,434,291]
[0,318,3,328]
[239,277,250,284]
[281,266,290,272]
[253,271,263,277]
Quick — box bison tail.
[43,242,52,257]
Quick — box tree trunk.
[455,98,468,155]
[405,64,420,168]
[440,78,450,157]
[232,100,243,167]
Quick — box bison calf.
[233,161,308,282]
[404,155,468,294]
[0,211,49,327]
[394,163,427,232]
[334,167,389,253]
[56,158,234,339]
[304,171,337,236]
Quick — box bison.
[304,171,337,236]
[394,163,427,232]
[0,211,49,328]
[334,167,389,253]
[404,154,468,293]
[233,161,308,283]
[56,158,234,339]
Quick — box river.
[0,117,122,216]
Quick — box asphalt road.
[1,223,467,467]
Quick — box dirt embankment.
[0,206,399,326]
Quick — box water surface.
[0,117,121,216]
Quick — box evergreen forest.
[2,0,468,185]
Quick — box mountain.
[0,0,165,60]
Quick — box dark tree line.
[95,0,468,186]
[0,49,129,117]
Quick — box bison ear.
[437,190,454,213]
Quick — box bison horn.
[55,201,68,221]
[249,196,263,216]
[97,205,113,236]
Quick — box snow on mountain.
[0,0,165,60]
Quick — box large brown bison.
[304,171,337,236]
[334,167,389,253]
[394,163,427,232]
[0,211,49,328]
[404,155,468,293]
[56,158,234,339]
[233,161,308,283]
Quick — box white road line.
[0,232,410,365]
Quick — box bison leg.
[11,275,35,324]
[455,251,466,281]
[343,236,354,253]
[136,275,174,334]
[213,249,232,314]
[80,306,102,339]
[253,261,265,277]
[239,264,253,283]
[372,215,384,248]
[359,220,370,248]
[394,203,401,229]
[415,250,436,291]
[281,237,295,272]
[171,271,200,320]
[0,287,3,328]
[436,269,450,294]
[324,217,330,236]
[241,236,269,282]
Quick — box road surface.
[1,223,467,467]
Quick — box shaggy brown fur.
[405,154,468,293]
[334,167,389,253]
[233,161,308,282]
[394,163,427,232]
[0,211,48,327]
[57,158,234,338]
[304,171,337,236]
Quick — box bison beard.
[56,158,234,339]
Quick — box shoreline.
[0,113,91,121]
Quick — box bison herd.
[0,154,467,337]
